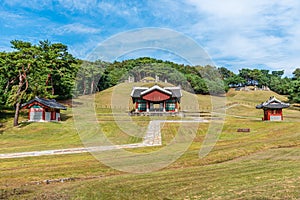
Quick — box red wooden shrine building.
[256,96,290,121]
[21,97,67,122]
[131,85,182,114]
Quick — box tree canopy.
[0,40,78,125]
[0,40,299,126]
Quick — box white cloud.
[68,39,100,59]
[55,23,101,35]
[56,0,137,17]
[2,0,300,76]
[57,0,98,13]
[2,0,53,10]
[184,0,300,75]
[0,11,23,20]
[96,1,139,17]
[187,0,264,18]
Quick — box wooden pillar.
[135,102,138,112]
[42,108,45,121]
[163,101,166,112]
[263,109,268,121]
[146,101,149,112]
[51,109,55,120]
[57,109,60,121]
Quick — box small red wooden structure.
[131,85,182,114]
[256,96,290,121]
[21,97,67,122]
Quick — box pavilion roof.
[140,85,172,96]
[164,87,182,98]
[130,87,149,98]
[21,97,67,110]
[256,96,290,109]
[131,85,182,98]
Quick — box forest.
[0,40,300,125]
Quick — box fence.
[73,101,258,113]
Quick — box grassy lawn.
[1,129,299,199]
[0,109,83,153]
[52,153,300,200]
[1,113,299,199]
[0,85,299,199]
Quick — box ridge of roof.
[21,97,67,110]
[130,85,182,98]
[256,96,290,109]
[130,87,148,97]
[140,85,172,96]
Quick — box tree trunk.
[51,75,54,95]
[13,102,20,126]
[82,77,86,95]
[13,78,23,127]
[13,65,30,127]
[90,79,94,94]
[46,73,50,86]
[14,80,23,126]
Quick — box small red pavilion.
[131,85,182,114]
[256,96,290,121]
[21,97,67,122]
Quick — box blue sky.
[1,0,300,76]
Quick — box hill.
[94,82,290,113]
[226,88,288,103]
[0,83,299,199]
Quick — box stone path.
[143,120,162,146]
[0,118,208,159]
[0,144,149,159]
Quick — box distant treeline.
[1,40,300,112]
[80,57,300,103]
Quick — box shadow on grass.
[0,110,14,120]
[0,120,3,134]
[18,121,33,128]
[60,113,72,121]
[68,100,83,108]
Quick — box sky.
[1,0,300,76]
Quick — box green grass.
[0,84,299,199]
[1,113,299,199]
[1,134,299,199]
[226,88,288,103]
[0,109,83,153]
[58,155,300,200]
